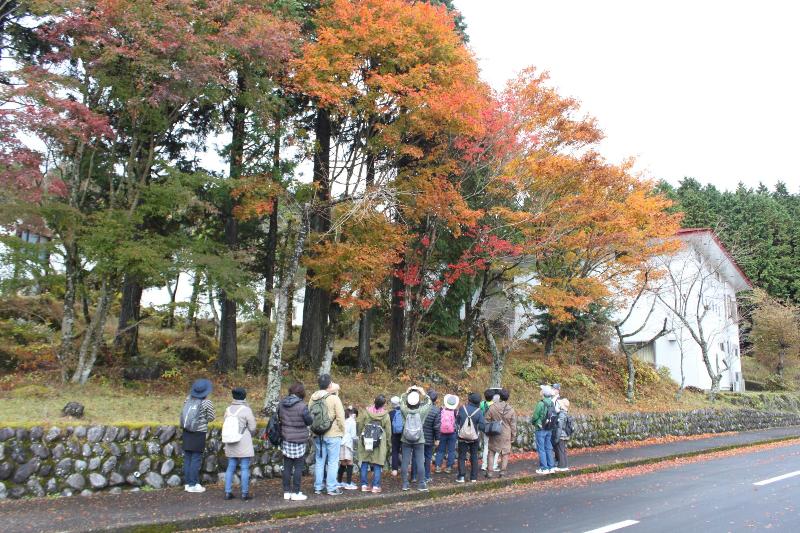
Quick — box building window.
[623,341,656,366]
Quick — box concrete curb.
[93,434,800,533]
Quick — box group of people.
[177,375,574,501]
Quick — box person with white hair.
[531,385,557,474]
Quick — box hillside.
[0,296,717,426]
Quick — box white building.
[612,228,752,391]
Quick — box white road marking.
[583,520,640,533]
[753,470,800,486]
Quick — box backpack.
[180,397,203,432]
[457,407,479,442]
[361,420,384,451]
[391,409,404,435]
[402,412,423,442]
[221,406,245,444]
[564,414,575,437]
[309,393,333,436]
[440,408,456,434]
[541,401,558,430]
[266,410,282,446]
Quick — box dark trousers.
[282,456,304,493]
[391,433,402,470]
[457,440,479,481]
[555,440,568,468]
[410,443,435,481]
[401,443,425,488]
[183,450,202,486]
[337,464,353,484]
[551,430,560,464]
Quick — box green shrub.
[514,360,560,385]
[765,375,790,391]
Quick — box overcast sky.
[454,0,800,192]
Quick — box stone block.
[65,473,85,490]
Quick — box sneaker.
[224,492,234,500]
[241,493,252,501]
[184,484,191,492]
[424,478,432,484]
[328,488,343,496]
[291,492,308,501]
[470,479,477,483]
[556,467,569,472]
[535,468,549,475]
[361,485,371,492]
[283,492,292,500]
[372,487,382,494]
[434,466,442,474]
[444,467,452,474]
[456,477,465,483]
[344,483,359,490]
[187,484,205,493]
[402,484,410,491]
[418,485,429,492]
[314,489,323,495]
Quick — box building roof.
[675,228,753,291]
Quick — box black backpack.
[541,401,558,430]
[267,411,282,446]
[563,414,575,437]
[361,420,384,451]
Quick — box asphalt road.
[242,442,800,533]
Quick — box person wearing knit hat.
[531,386,556,474]
[389,395,403,476]
[435,394,459,474]
[455,392,486,483]
[399,386,432,491]
[222,387,256,501]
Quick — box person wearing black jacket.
[413,389,441,483]
[278,382,313,501]
[455,392,485,483]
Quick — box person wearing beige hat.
[435,394,459,473]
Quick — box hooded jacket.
[278,394,312,443]
[222,400,256,458]
[309,389,345,438]
[356,406,392,465]
[399,388,432,445]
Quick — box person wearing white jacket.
[337,406,359,489]
[222,387,257,501]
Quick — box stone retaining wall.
[1,407,799,500]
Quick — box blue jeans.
[423,444,434,480]
[224,456,251,494]
[435,433,456,469]
[535,429,555,469]
[360,462,383,488]
[314,436,342,492]
[183,451,202,486]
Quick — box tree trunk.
[164,272,180,329]
[185,269,202,332]
[114,275,143,357]
[482,322,507,389]
[319,302,341,377]
[207,285,219,340]
[256,118,282,368]
[297,108,331,366]
[462,325,476,371]
[777,347,786,377]
[625,348,636,402]
[357,309,373,372]
[264,206,309,416]
[216,72,246,373]
[57,241,79,381]
[388,266,406,368]
[71,278,113,384]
